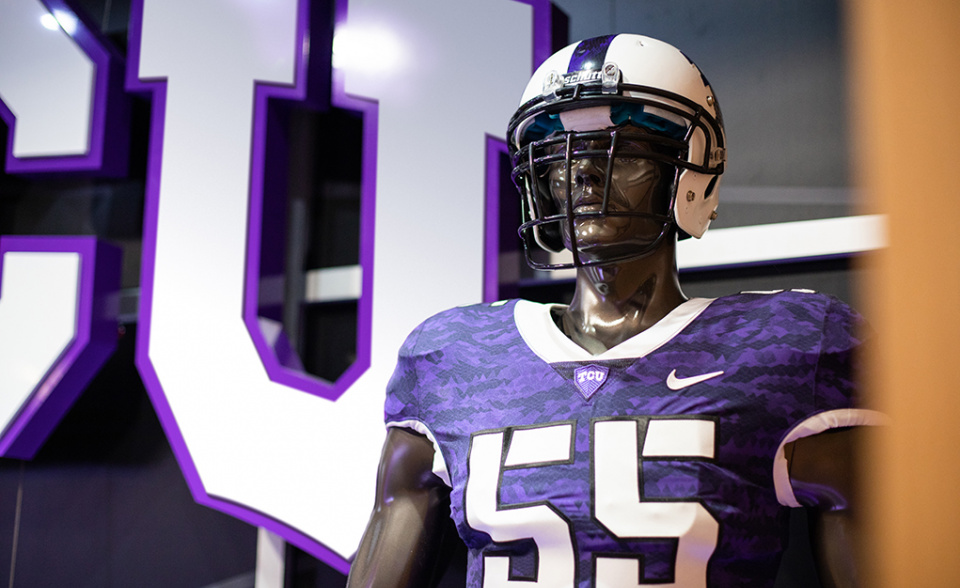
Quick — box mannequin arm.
[786,427,866,588]
[347,427,455,588]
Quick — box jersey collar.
[514,297,715,363]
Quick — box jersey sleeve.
[384,321,424,426]
[383,319,452,487]
[774,296,888,507]
[813,296,864,411]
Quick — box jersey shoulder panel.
[384,300,521,426]
[724,289,865,401]
[401,299,521,357]
[718,290,865,407]
[709,288,839,322]
[383,300,528,489]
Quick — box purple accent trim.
[483,0,555,301]
[567,34,616,73]
[1,0,128,176]
[243,0,378,402]
[0,236,120,459]
[127,0,372,570]
[483,136,506,303]
[207,493,352,575]
[512,0,554,69]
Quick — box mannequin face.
[543,126,672,261]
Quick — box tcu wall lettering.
[1,0,541,570]
[0,237,119,459]
[0,0,127,174]
[0,0,123,459]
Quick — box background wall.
[549,0,859,306]
[0,0,862,586]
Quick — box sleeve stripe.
[773,408,889,507]
[386,419,452,488]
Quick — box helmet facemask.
[507,35,726,271]
[513,124,681,269]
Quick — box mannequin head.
[508,34,726,270]
[541,124,677,265]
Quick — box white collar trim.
[514,297,715,364]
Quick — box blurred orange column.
[846,0,960,585]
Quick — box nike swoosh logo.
[666,369,724,390]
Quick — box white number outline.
[464,416,720,587]
[592,416,719,587]
[466,422,579,586]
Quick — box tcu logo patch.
[574,364,609,400]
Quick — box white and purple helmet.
[507,34,726,268]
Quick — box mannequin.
[347,242,864,587]
[348,34,878,588]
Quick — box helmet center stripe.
[567,34,616,74]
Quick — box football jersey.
[384,291,880,588]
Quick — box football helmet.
[507,34,726,269]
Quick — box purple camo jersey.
[385,291,864,587]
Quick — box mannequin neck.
[558,237,686,355]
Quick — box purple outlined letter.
[0,237,119,459]
[0,0,127,175]
[0,0,123,458]
[129,0,542,569]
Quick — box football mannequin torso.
[381,292,868,587]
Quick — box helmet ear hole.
[705,175,719,199]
